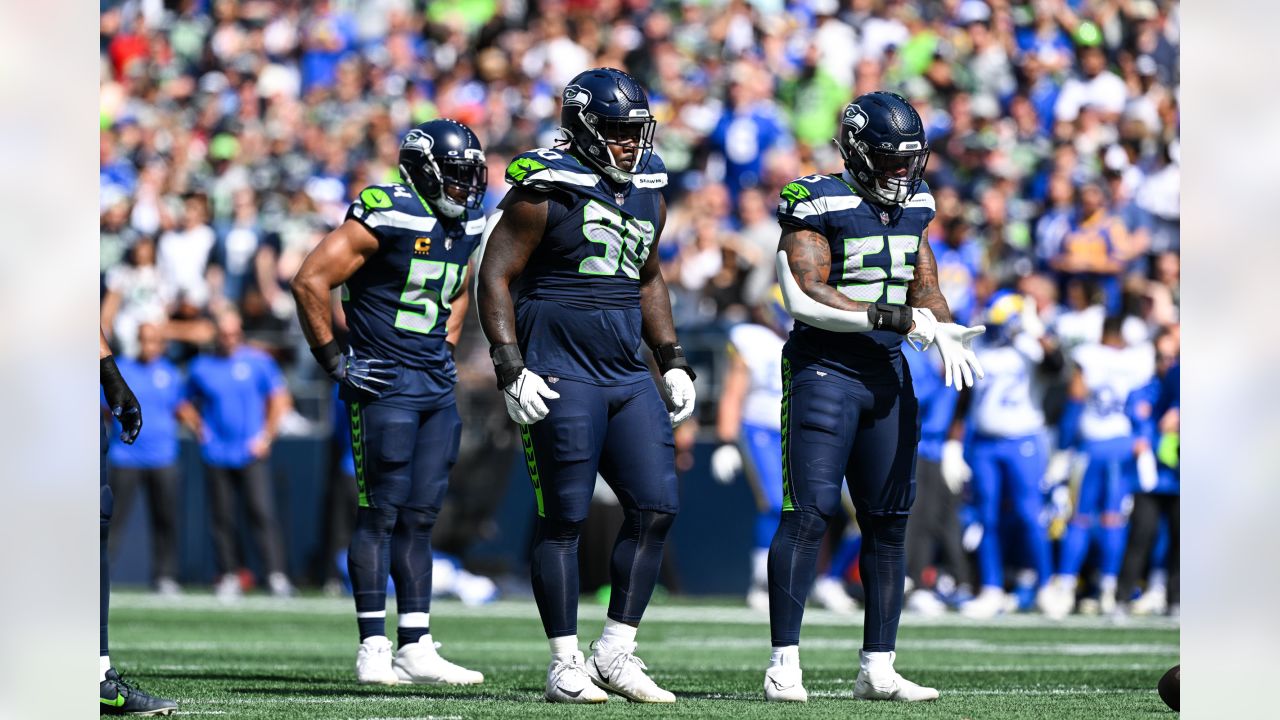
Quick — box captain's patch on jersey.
[360,187,393,210]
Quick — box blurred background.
[98,0,1178,617]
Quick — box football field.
[110,591,1178,719]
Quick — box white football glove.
[710,443,743,484]
[1136,447,1159,492]
[905,307,939,350]
[940,439,972,494]
[664,369,696,426]
[1020,294,1046,339]
[934,322,987,390]
[1044,449,1075,491]
[502,368,560,425]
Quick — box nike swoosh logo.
[101,693,126,707]
[557,685,583,697]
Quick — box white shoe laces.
[594,641,649,682]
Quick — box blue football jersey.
[504,147,668,385]
[775,173,936,381]
[343,183,485,390]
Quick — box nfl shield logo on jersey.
[880,210,890,224]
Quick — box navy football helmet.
[835,91,930,207]
[559,67,655,184]
[398,119,487,218]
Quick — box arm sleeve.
[775,250,874,333]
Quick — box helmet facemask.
[400,150,487,219]
[838,132,930,207]
[566,110,655,184]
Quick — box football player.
[100,329,178,716]
[954,292,1056,619]
[1042,315,1155,617]
[711,286,860,614]
[291,119,488,686]
[765,91,985,703]
[477,67,695,704]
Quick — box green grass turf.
[109,591,1178,719]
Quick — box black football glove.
[312,340,397,398]
[101,355,142,444]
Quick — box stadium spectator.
[177,310,295,600]
[105,323,185,596]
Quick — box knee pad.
[625,509,675,540]
[397,506,440,533]
[536,517,584,545]
[859,512,908,545]
[779,508,830,544]
[100,482,114,524]
[355,505,398,536]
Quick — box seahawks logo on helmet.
[563,84,592,109]
[402,128,435,154]
[844,104,869,134]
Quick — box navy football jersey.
[776,173,936,381]
[504,148,668,385]
[343,184,485,397]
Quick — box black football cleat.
[100,668,178,716]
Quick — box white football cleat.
[587,640,676,703]
[853,651,939,702]
[1038,576,1075,620]
[215,574,242,603]
[355,636,399,686]
[811,576,858,614]
[746,585,770,613]
[961,587,1007,619]
[393,638,484,685]
[545,651,608,703]
[764,660,807,702]
[906,589,948,617]
[1132,585,1168,616]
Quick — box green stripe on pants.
[519,423,545,517]
[781,356,795,512]
[349,401,369,508]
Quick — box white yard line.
[111,594,1179,631]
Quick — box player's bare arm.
[779,227,873,313]
[638,195,678,348]
[477,187,548,348]
[445,265,470,349]
[290,219,380,348]
[906,230,953,323]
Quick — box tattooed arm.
[779,227,872,312]
[906,229,953,323]
[774,225,894,333]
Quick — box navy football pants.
[519,377,678,638]
[345,400,461,639]
[769,354,919,651]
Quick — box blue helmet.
[983,290,1025,345]
[398,118,487,218]
[835,91,930,207]
[560,67,656,185]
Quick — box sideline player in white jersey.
[956,292,1056,618]
[1043,314,1155,617]
[711,287,859,614]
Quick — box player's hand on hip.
[102,355,143,444]
[663,369,696,426]
[710,443,742,484]
[334,353,397,397]
[933,323,986,390]
[503,368,560,425]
